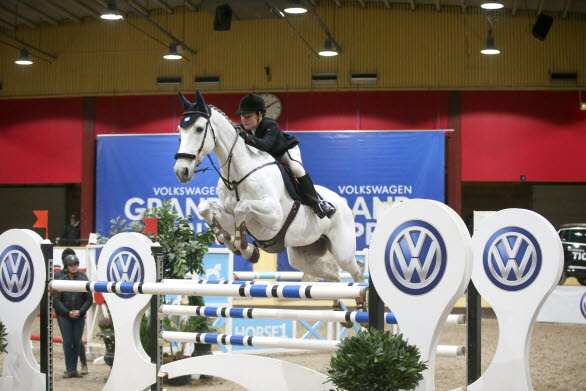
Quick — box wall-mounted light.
[101,0,124,20]
[15,49,33,65]
[284,0,307,14]
[481,3,504,10]
[163,43,182,60]
[319,38,338,57]
[580,91,586,110]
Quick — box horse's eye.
[196,126,204,133]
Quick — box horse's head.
[174,90,215,184]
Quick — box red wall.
[2,90,585,184]
[0,97,83,184]
[461,91,586,182]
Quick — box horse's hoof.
[247,247,260,264]
[340,321,354,329]
[232,249,242,256]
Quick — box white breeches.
[279,146,306,178]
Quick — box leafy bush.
[0,321,7,355]
[327,329,427,391]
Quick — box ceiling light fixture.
[481,2,504,10]
[15,49,33,65]
[101,0,124,20]
[319,38,338,57]
[284,0,307,14]
[163,43,183,60]
[481,16,500,55]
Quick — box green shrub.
[0,321,7,355]
[327,329,427,391]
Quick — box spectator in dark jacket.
[54,249,89,375]
[53,254,92,378]
[57,213,81,246]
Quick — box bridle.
[173,106,277,200]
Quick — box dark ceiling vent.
[156,76,182,86]
[550,72,577,81]
[311,73,337,84]
[195,75,220,86]
[350,72,378,83]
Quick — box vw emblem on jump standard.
[580,292,586,320]
[0,245,35,302]
[106,247,145,298]
[384,220,447,295]
[483,227,542,291]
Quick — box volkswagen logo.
[384,220,447,295]
[483,227,542,291]
[106,247,144,298]
[0,245,35,302]
[580,292,586,320]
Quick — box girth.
[246,201,300,254]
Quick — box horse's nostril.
[182,167,188,177]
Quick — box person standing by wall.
[53,254,92,378]
[56,213,81,246]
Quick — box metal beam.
[183,0,198,11]
[0,4,37,28]
[124,0,197,55]
[512,0,518,16]
[562,0,572,18]
[357,0,366,7]
[409,0,415,11]
[70,0,101,19]
[153,0,173,13]
[5,0,58,25]
[333,0,341,6]
[44,0,83,23]
[460,0,467,13]
[435,0,440,11]
[537,0,544,15]
[0,30,58,60]
[127,0,149,16]
[382,0,390,8]
[0,15,15,29]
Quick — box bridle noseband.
[173,106,277,199]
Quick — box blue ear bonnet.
[180,103,210,129]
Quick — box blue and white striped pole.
[49,280,368,300]
[159,305,465,326]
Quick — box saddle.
[245,162,311,254]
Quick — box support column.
[81,97,96,238]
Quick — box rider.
[236,93,335,219]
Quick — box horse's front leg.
[198,199,241,255]
[233,198,282,264]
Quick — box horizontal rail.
[163,279,368,287]
[160,331,465,357]
[50,280,368,300]
[159,305,466,326]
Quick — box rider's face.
[241,113,261,130]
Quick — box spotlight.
[101,0,123,20]
[481,28,500,55]
[481,3,504,10]
[163,43,183,60]
[319,38,338,57]
[284,0,307,14]
[15,49,33,65]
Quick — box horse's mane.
[208,105,274,161]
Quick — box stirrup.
[318,201,336,219]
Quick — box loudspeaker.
[532,13,553,41]
[214,4,232,31]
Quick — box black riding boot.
[297,174,336,219]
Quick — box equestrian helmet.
[62,248,76,261]
[237,94,266,115]
[63,254,79,267]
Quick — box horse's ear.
[195,89,206,109]
[178,91,191,110]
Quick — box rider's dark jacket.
[53,271,93,317]
[241,117,298,158]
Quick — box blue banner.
[96,131,444,272]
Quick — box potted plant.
[0,321,7,356]
[326,329,427,391]
[96,316,115,367]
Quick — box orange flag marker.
[142,217,158,242]
[33,210,49,240]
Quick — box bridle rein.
[173,106,277,200]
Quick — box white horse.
[173,91,363,284]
